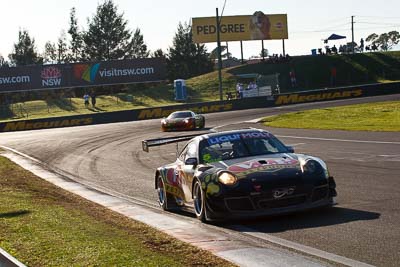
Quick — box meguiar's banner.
[192,12,288,43]
[0,58,166,93]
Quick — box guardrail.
[1,82,399,133]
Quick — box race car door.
[177,141,197,203]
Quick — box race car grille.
[258,195,307,209]
[311,186,329,202]
[225,197,254,211]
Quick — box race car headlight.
[218,172,237,186]
[302,160,324,175]
[184,119,190,123]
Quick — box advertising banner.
[192,12,288,43]
[1,82,400,132]
[0,58,167,93]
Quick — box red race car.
[161,110,205,131]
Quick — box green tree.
[43,41,57,63]
[0,54,8,67]
[83,0,134,60]
[167,22,213,80]
[366,31,400,51]
[129,28,149,58]
[8,29,43,66]
[151,49,165,58]
[68,7,83,62]
[209,46,228,61]
[57,30,69,63]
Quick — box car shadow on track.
[221,207,380,233]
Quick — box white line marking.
[276,135,400,145]
[231,225,375,267]
[288,143,306,147]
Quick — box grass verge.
[261,101,400,131]
[0,154,235,267]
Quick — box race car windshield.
[168,112,193,119]
[199,132,290,163]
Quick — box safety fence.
[1,82,400,132]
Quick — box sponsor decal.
[160,168,185,199]
[73,63,100,82]
[0,75,30,85]
[138,103,233,119]
[275,89,363,105]
[41,66,62,87]
[208,131,272,145]
[98,67,154,77]
[273,187,295,199]
[201,173,221,196]
[165,168,181,187]
[228,158,300,178]
[164,183,185,199]
[2,118,93,132]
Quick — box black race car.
[142,128,337,222]
[161,110,205,131]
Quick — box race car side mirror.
[185,157,198,166]
[286,146,294,153]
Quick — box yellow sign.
[2,118,93,132]
[275,89,363,105]
[192,12,288,43]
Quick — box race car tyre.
[193,178,207,222]
[156,175,175,211]
[200,118,205,129]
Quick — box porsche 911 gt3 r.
[142,128,337,222]
[161,110,205,131]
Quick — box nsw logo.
[41,67,62,87]
[73,63,100,83]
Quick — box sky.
[1,0,400,61]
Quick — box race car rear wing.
[142,133,202,152]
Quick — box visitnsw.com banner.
[192,12,288,43]
[0,58,167,93]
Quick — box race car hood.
[209,153,302,179]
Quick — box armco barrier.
[1,82,399,133]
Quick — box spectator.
[90,92,96,108]
[332,45,338,54]
[83,93,89,108]
[325,46,332,55]
[289,69,297,88]
[236,83,243,98]
[330,66,337,87]
[339,45,345,54]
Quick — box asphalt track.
[1,94,399,267]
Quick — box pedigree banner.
[192,12,288,43]
[0,58,166,93]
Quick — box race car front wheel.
[193,179,207,222]
[157,175,175,211]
